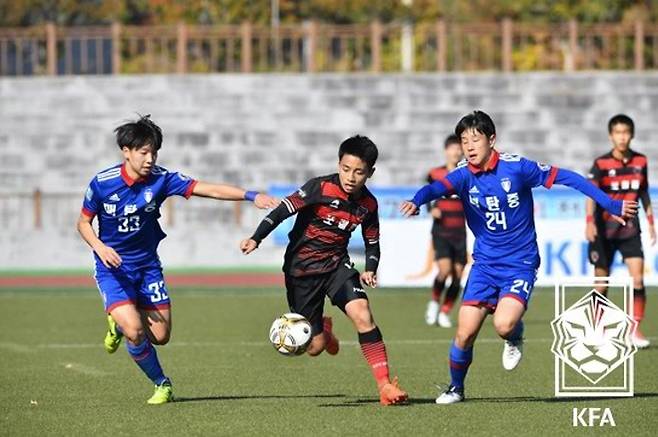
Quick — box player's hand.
[611,200,639,226]
[399,201,419,217]
[430,207,442,219]
[254,194,279,210]
[240,238,258,255]
[360,271,377,288]
[649,223,656,246]
[585,222,597,242]
[95,244,122,268]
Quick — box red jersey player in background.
[586,114,656,348]
[425,135,467,328]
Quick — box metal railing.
[1,20,658,75]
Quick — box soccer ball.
[269,313,312,356]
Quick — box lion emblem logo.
[551,290,637,384]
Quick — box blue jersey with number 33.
[81,163,197,268]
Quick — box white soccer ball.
[269,313,312,356]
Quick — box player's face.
[460,128,495,168]
[123,144,158,178]
[444,142,463,166]
[609,123,632,153]
[338,154,373,194]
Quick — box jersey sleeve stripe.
[184,180,198,199]
[282,197,296,213]
[81,207,96,218]
[544,166,558,189]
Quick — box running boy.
[400,111,637,404]
[240,135,408,406]
[77,115,278,404]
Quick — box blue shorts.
[462,263,537,313]
[94,263,170,313]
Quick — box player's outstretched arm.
[191,181,278,209]
[400,179,453,217]
[240,201,298,255]
[76,213,122,268]
[554,168,638,224]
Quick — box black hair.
[455,110,496,139]
[444,134,460,148]
[338,135,378,170]
[608,114,634,136]
[114,114,163,151]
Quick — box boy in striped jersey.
[425,134,467,328]
[586,114,655,348]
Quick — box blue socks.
[126,339,167,386]
[448,341,473,391]
[506,320,524,343]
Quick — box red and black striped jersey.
[427,166,466,240]
[588,150,649,239]
[251,174,380,277]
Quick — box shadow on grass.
[175,394,346,403]
[318,392,658,407]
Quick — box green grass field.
[1,287,656,436]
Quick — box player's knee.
[437,272,449,282]
[632,277,644,289]
[454,330,477,348]
[122,325,146,344]
[151,331,171,345]
[493,319,516,338]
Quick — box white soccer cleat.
[425,300,440,326]
[435,385,464,404]
[437,312,452,328]
[502,339,523,370]
[632,333,650,349]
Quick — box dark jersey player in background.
[240,135,407,406]
[425,134,467,328]
[586,114,656,349]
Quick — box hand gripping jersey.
[81,163,197,267]
[588,150,649,240]
[251,174,380,277]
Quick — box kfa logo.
[551,278,637,397]
[572,408,616,427]
[500,178,512,193]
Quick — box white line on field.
[62,362,109,376]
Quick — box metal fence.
[1,20,658,75]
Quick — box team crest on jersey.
[85,187,93,201]
[500,178,512,193]
[144,188,153,203]
[103,203,117,216]
[330,199,340,209]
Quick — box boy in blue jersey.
[77,115,278,404]
[400,111,638,404]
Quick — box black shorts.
[432,230,467,265]
[284,262,367,336]
[588,234,644,269]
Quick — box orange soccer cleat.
[323,316,340,355]
[379,377,408,406]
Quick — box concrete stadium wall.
[1,72,657,269]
